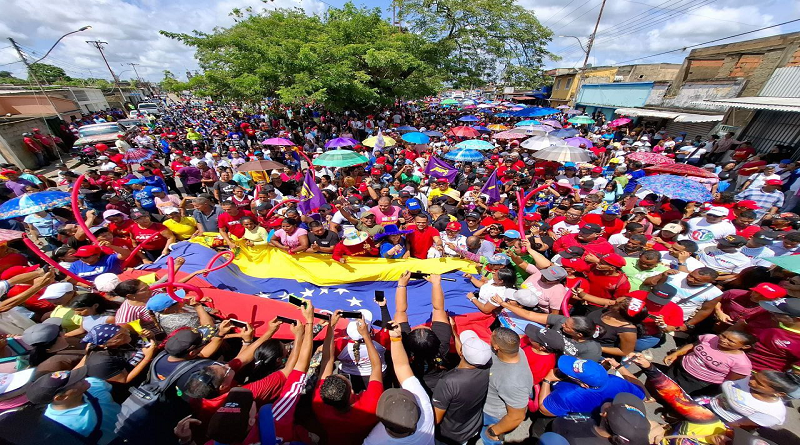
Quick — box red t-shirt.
[218,209,254,238]
[747,324,800,372]
[731,146,755,162]
[312,379,383,445]
[551,233,614,256]
[480,216,517,232]
[735,225,761,239]
[109,153,125,166]
[520,337,557,384]
[129,222,169,250]
[581,214,624,236]
[108,219,135,238]
[628,290,684,336]
[586,271,631,301]
[190,358,287,425]
[5,285,54,314]
[407,225,440,259]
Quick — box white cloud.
[0,0,328,82]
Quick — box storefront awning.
[614,107,723,122]
[690,97,800,113]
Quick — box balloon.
[95,143,108,152]
[71,175,100,246]
[515,183,553,253]
[204,251,235,276]
[22,236,93,287]
[150,257,204,302]
[120,231,161,269]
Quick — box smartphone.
[313,312,331,321]
[409,271,427,280]
[372,320,396,330]
[287,294,307,308]
[374,290,385,303]
[339,311,363,319]
[275,315,298,325]
[228,318,248,328]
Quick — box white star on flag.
[256,292,271,299]
[346,297,363,307]
[278,292,290,300]
[333,288,350,295]
[301,288,314,298]
[319,288,329,294]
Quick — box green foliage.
[29,63,70,84]
[161,3,444,110]
[0,71,12,78]
[396,0,556,88]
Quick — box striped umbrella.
[0,191,72,219]
[447,126,481,138]
[443,148,485,162]
[455,139,494,151]
[531,145,592,163]
[312,150,369,167]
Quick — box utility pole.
[575,0,607,105]
[126,62,143,83]
[86,40,126,104]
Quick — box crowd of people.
[0,99,798,445]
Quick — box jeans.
[33,151,46,168]
[635,335,662,351]
[480,412,503,445]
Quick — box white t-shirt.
[681,217,735,249]
[440,232,467,257]
[607,232,629,246]
[740,246,776,267]
[478,280,515,307]
[665,272,723,320]
[551,221,580,239]
[336,340,387,376]
[698,248,751,274]
[363,376,435,445]
[745,173,780,190]
[710,378,786,427]
[660,252,704,272]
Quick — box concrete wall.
[0,95,79,119]
[617,64,681,82]
[0,117,51,169]
[659,80,746,111]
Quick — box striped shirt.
[735,188,784,218]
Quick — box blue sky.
[2,0,800,84]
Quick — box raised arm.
[319,311,343,380]
[387,323,414,383]
[281,319,305,378]
[290,302,316,374]
[427,274,448,324]
[234,318,282,365]
[493,297,549,324]
[393,271,411,324]
[356,319,383,384]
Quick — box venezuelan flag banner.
[141,241,481,327]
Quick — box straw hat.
[341,227,369,246]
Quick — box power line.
[613,17,800,65]
[548,0,596,31]
[619,0,757,26]
[540,0,577,26]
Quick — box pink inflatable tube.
[23,236,93,287]
[71,175,100,245]
[204,251,234,276]
[150,256,204,301]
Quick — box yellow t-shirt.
[251,171,267,183]
[428,187,453,200]
[50,306,83,332]
[163,216,198,240]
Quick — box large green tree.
[28,63,70,84]
[161,4,444,110]
[396,0,556,88]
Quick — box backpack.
[114,352,209,444]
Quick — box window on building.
[555,79,562,90]
[565,78,573,89]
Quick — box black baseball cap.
[648,283,677,305]
[376,388,421,437]
[606,392,649,445]
[750,230,777,246]
[86,353,127,380]
[26,367,88,405]
[165,329,205,356]
[717,234,748,248]
[524,325,565,352]
[560,246,586,259]
[398,190,411,198]
[579,223,602,235]
[465,212,481,220]
[760,298,800,318]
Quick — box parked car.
[137,102,163,117]
[72,123,125,149]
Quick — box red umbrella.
[645,163,717,178]
[446,126,480,138]
[627,152,675,165]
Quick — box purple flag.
[424,157,458,182]
[480,170,502,204]
[297,169,326,214]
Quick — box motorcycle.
[71,145,99,167]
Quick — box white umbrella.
[521,135,564,151]
[531,145,593,163]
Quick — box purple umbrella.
[261,137,295,146]
[540,119,563,129]
[564,137,594,148]
[324,137,360,149]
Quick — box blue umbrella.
[424,130,444,138]
[511,107,560,117]
[396,125,418,133]
[495,113,511,117]
[443,148,485,163]
[0,191,72,219]
[551,128,579,138]
[471,125,491,133]
[401,132,430,144]
[601,133,614,139]
[458,115,480,122]
[455,139,494,151]
[515,120,541,127]
[636,175,713,203]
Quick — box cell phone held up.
[228,318,248,328]
[339,311,363,319]
[287,294,307,308]
[374,290,385,303]
[275,315,298,325]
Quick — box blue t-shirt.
[142,175,167,191]
[543,375,645,417]
[69,254,122,281]
[133,186,158,211]
[380,240,407,258]
[624,169,646,194]
[459,221,483,237]
[45,377,121,445]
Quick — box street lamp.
[558,35,588,56]
[31,26,92,65]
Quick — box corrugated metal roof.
[691,97,800,113]
[614,107,679,118]
[759,67,800,98]
[673,113,724,123]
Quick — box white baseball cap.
[459,330,492,366]
[39,282,75,301]
[706,206,729,217]
[510,288,539,308]
[346,309,374,341]
[94,273,120,293]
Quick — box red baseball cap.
[561,257,589,273]
[74,245,103,258]
[489,204,509,213]
[751,283,787,300]
[735,200,760,210]
[523,212,542,221]
[371,168,381,175]
[436,178,449,183]
[765,179,783,186]
[0,265,38,280]
[591,167,603,173]
[446,221,461,231]
[600,253,626,268]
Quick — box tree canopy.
[29,63,70,84]
[396,0,556,89]
[161,4,445,110]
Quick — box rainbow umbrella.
[0,191,71,219]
